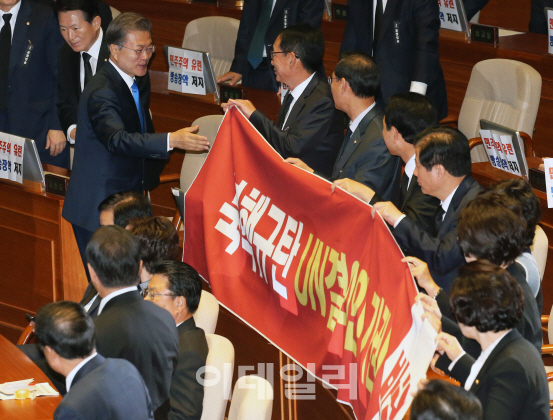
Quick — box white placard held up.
[0,132,24,183]
[543,158,553,208]
[491,133,511,173]
[438,0,462,31]
[167,47,206,95]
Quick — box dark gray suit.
[330,107,401,202]
[371,172,440,234]
[393,175,483,292]
[158,318,209,420]
[249,74,345,178]
[54,354,154,420]
[94,291,179,412]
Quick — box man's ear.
[92,15,101,32]
[434,164,446,180]
[109,43,119,59]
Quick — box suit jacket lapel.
[282,74,319,131]
[9,0,31,78]
[98,38,110,67]
[336,106,381,170]
[268,0,288,28]
[400,174,416,209]
[439,175,472,233]
[70,49,81,96]
[377,0,399,43]
[105,62,142,131]
[469,330,520,395]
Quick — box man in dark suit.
[88,225,179,413]
[373,126,483,292]
[56,0,110,146]
[340,0,448,120]
[286,53,400,201]
[223,24,344,178]
[146,260,209,420]
[216,0,324,92]
[62,12,209,273]
[334,92,440,233]
[34,301,154,420]
[0,0,68,167]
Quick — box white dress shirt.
[65,352,99,391]
[372,0,427,95]
[0,0,21,38]
[403,154,416,190]
[96,286,138,315]
[282,72,316,128]
[440,184,459,221]
[67,29,104,143]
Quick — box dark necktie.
[435,205,445,232]
[82,52,93,90]
[247,0,273,69]
[131,80,146,133]
[373,0,384,54]
[0,14,12,111]
[400,172,410,206]
[277,92,293,129]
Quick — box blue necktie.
[131,80,146,133]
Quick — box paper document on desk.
[0,379,59,399]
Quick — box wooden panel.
[479,0,532,33]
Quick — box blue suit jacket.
[54,354,154,420]
[1,0,67,167]
[62,62,169,232]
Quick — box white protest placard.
[491,133,511,173]
[543,158,553,208]
[499,135,522,176]
[479,129,500,169]
[438,0,462,31]
[0,132,24,183]
[167,47,206,95]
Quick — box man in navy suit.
[62,12,209,274]
[34,301,154,420]
[0,0,68,167]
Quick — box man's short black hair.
[458,193,526,266]
[130,216,180,273]
[97,190,153,227]
[55,0,100,23]
[105,12,152,48]
[279,23,324,74]
[86,225,141,288]
[35,301,95,359]
[411,379,482,420]
[450,260,524,332]
[384,93,438,144]
[334,52,379,99]
[488,179,542,247]
[414,126,472,177]
[150,260,202,313]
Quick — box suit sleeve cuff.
[410,82,428,95]
[393,214,407,229]
[67,124,77,144]
[167,133,172,151]
[448,350,466,371]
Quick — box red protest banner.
[183,107,434,420]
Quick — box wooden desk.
[0,172,87,343]
[471,157,553,314]
[0,334,61,419]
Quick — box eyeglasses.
[144,290,176,299]
[328,76,340,84]
[269,50,289,59]
[119,44,156,56]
